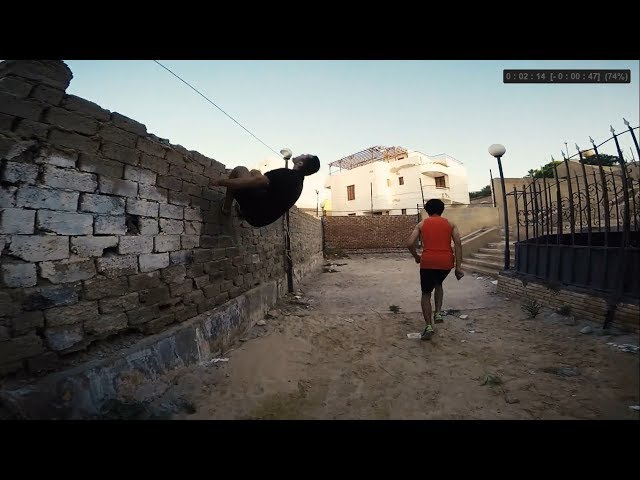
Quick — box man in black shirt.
[211,154,320,228]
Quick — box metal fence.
[502,120,639,305]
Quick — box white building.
[324,146,470,215]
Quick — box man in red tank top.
[406,199,464,340]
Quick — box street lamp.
[280,147,294,292]
[488,143,511,270]
[280,148,292,169]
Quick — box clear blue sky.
[64,60,639,208]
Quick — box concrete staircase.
[462,241,516,276]
[461,227,516,277]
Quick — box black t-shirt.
[235,168,304,227]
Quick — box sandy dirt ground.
[157,255,639,420]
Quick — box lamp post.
[280,147,294,293]
[315,189,319,217]
[280,148,292,169]
[488,143,510,270]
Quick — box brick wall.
[497,273,639,333]
[289,208,323,284]
[322,214,419,251]
[0,60,321,377]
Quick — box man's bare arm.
[451,223,464,279]
[406,221,423,263]
[211,175,269,190]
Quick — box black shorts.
[234,189,266,225]
[234,189,280,228]
[420,269,451,294]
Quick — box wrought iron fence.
[504,120,639,305]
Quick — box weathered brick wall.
[289,208,323,284]
[497,273,639,333]
[0,60,319,377]
[323,214,419,250]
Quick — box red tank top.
[420,215,454,270]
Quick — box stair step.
[487,242,517,249]
[471,252,515,261]
[463,257,504,270]
[478,247,512,255]
[461,262,500,277]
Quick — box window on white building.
[399,177,404,185]
[435,176,446,188]
[401,209,407,215]
[347,185,355,200]
[386,179,391,187]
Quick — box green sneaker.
[421,324,434,340]
[434,312,444,323]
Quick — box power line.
[152,60,280,157]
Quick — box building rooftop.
[328,146,408,173]
[328,147,464,175]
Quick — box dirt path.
[159,255,639,420]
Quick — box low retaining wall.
[497,272,639,333]
[0,276,287,419]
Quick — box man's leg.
[433,270,451,323]
[420,269,435,339]
[222,166,250,214]
[434,284,444,322]
[421,293,433,327]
